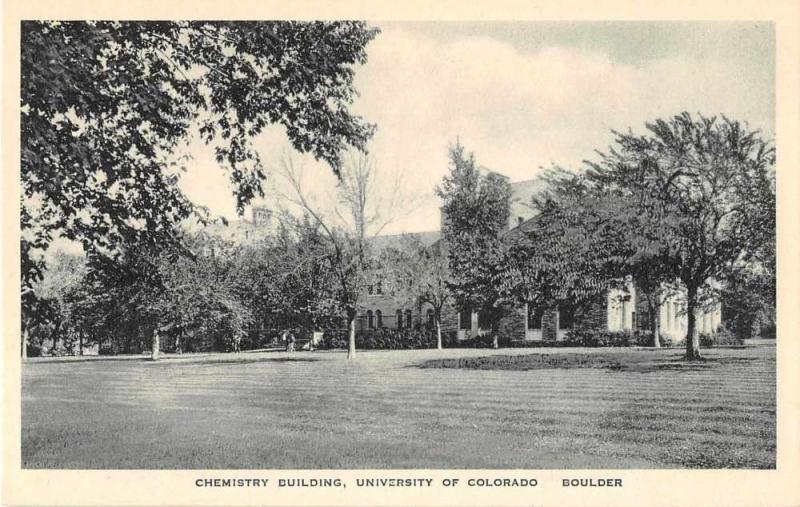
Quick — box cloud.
[180,23,774,234]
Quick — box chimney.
[252,206,271,227]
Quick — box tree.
[437,142,512,347]
[29,252,87,354]
[394,237,452,349]
[276,151,406,359]
[504,170,615,316]
[521,168,682,347]
[73,232,254,358]
[585,113,775,359]
[232,213,341,336]
[21,21,379,326]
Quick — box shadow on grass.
[24,348,306,365]
[415,352,762,373]
[153,356,323,367]
[25,355,156,364]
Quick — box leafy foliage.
[510,113,774,358]
[21,20,379,317]
[385,236,453,348]
[585,113,774,358]
[437,142,512,334]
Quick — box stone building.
[356,172,722,343]
[205,188,721,343]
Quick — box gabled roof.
[508,178,547,227]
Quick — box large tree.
[585,113,775,359]
[437,142,512,347]
[232,213,341,336]
[392,237,452,350]
[512,168,680,347]
[75,232,254,358]
[21,21,379,326]
[504,170,620,316]
[276,152,406,359]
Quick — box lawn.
[21,342,775,469]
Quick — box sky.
[179,21,775,235]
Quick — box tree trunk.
[652,305,661,348]
[685,285,701,360]
[647,295,661,348]
[79,331,84,356]
[151,330,160,361]
[22,327,28,360]
[51,320,61,354]
[347,316,356,360]
[436,318,442,350]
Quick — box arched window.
[396,310,403,329]
[376,310,383,328]
[367,310,374,329]
[427,309,435,328]
[405,310,413,329]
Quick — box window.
[367,310,374,329]
[376,310,383,328]
[621,299,628,328]
[405,310,413,329]
[376,280,383,295]
[427,309,435,328]
[396,310,403,329]
[559,306,574,330]
[367,284,374,295]
[459,308,471,330]
[477,311,491,329]
[667,301,675,329]
[636,308,647,330]
[527,305,543,330]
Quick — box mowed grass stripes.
[21,343,775,469]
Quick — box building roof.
[508,178,547,227]
[192,174,549,249]
[368,231,441,251]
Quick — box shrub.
[655,334,674,347]
[318,328,520,350]
[564,328,683,348]
[318,327,444,350]
[564,329,635,347]
[699,326,743,347]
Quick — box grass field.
[22,342,775,469]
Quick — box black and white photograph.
[5,2,799,505]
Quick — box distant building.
[198,206,275,248]
[252,206,271,227]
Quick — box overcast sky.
[180,21,775,234]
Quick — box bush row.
[315,327,742,351]
[563,329,671,347]
[318,328,458,350]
